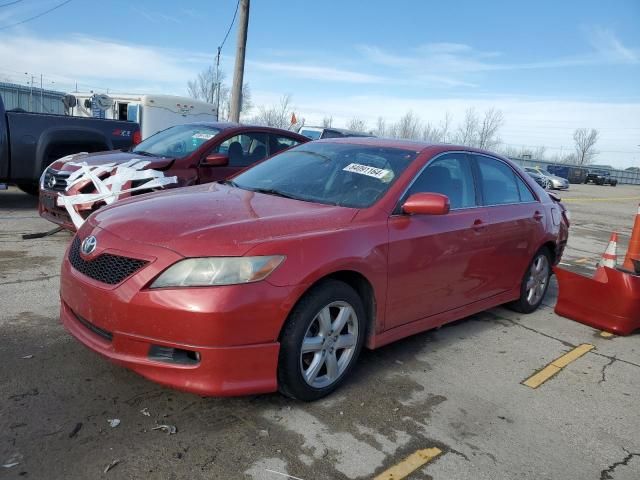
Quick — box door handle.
[472,219,487,231]
[533,211,544,221]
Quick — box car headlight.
[39,164,52,189]
[150,256,285,288]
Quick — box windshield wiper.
[132,150,158,157]
[249,187,301,200]
[220,179,239,188]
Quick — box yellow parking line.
[562,196,640,203]
[599,331,615,338]
[523,344,595,389]
[374,448,442,480]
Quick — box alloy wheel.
[300,301,359,389]
[525,254,550,305]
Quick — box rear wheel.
[277,280,366,401]
[508,248,552,313]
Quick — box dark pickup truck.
[585,169,618,186]
[0,94,140,195]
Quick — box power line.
[219,0,240,51]
[0,0,72,30]
[0,0,23,8]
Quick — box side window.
[405,153,476,209]
[216,133,267,167]
[269,135,302,155]
[321,129,343,139]
[515,174,536,202]
[475,156,527,205]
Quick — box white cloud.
[249,60,387,84]
[0,33,210,93]
[588,27,639,63]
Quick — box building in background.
[0,82,65,114]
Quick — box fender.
[33,126,113,179]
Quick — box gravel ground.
[1,183,639,480]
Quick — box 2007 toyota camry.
[59,138,569,401]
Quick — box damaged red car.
[39,122,308,230]
[60,138,569,400]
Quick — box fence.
[511,157,640,186]
[0,82,65,115]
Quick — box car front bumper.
[59,229,302,396]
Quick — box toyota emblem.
[81,235,97,255]
[47,175,56,189]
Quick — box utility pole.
[229,0,249,123]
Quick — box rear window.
[299,129,322,140]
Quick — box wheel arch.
[278,269,377,347]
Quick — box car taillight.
[132,131,142,145]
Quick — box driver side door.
[385,152,493,330]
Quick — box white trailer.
[67,93,218,140]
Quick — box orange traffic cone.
[594,232,617,282]
[622,204,640,273]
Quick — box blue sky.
[0,0,639,166]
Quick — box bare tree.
[573,128,599,165]
[392,111,422,140]
[477,108,504,149]
[439,112,452,143]
[421,122,442,142]
[322,116,333,128]
[187,66,252,120]
[347,117,367,132]
[375,117,387,137]
[455,108,479,146]
[251,95,294,129]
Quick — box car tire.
[508,247,552,314]
[277,279,366,401]
[16,183,40,196]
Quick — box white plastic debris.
[20,355,33,359]
[104,459,120,473]
[140,407,151,417]
[56,158,177,229]
[107,419,120,428]
[152,424,177,435]
[2,462,19,469]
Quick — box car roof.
[310,136,508,157]
[300,126,374,137]
[176,122,308,137]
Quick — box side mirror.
[203,153,229,167]
[402,192,450,215]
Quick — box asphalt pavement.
[1,183,639,479]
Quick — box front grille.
[69,236,148,285]
[43,169,70,192]
[74,311,113,342]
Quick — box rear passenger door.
[473,154,545,295]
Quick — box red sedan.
[39,123,308,230]
[59,138,569,400]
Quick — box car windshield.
[299,129,322,140]
[231,142,418,208]
[132,125,222,158]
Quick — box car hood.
[89,183,358,257]
[51,150,173,172]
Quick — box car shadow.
[0,187,39,210]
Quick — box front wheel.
[508,248,552,313]
[277,280,366,401]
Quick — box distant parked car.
[59,139,569,400]
[585,169,617,186]
[524,167,569,190]
[298,126,374,140]
[39,123,308,230]
[524,168,550,189]
[546,165,588,184]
